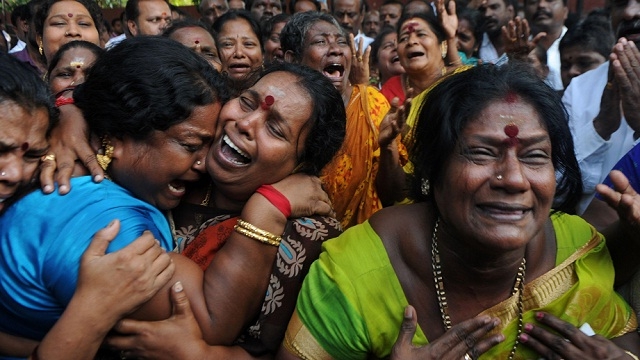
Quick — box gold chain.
[430,218,526,360]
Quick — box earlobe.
[127,20,137,36]
[284,50,297,64]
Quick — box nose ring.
[496,175,503,180]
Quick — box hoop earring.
[38,42,44,56]
[96,137,114,172]
[440,41,448,59]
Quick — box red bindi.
[260,95,275,110]
[505,91,518,103]
[68,13,73,17]
[194,40,200,44]
[21,142,29,151]
[402,21,418,34]
[503,123,519,146]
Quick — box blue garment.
[0,176,172,343]
[600,142,640,195]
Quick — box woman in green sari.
[277,64,640,359]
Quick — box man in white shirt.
[563,0,640,214]
[106,0,172,49]
[524,0,567,90]
[476,0,516,64]
[332,0,373,50]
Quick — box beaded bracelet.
[234,219,282,247]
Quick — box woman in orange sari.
[282,12,409,229]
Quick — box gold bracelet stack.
[234,219,282,247]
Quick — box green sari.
[282,212,636,359]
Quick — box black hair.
[258,62,345,175]
[11,4,30,27]
[111,17,122,27]
[401,0,433,17]
[125,0,141,24]
[46,40,104,78]
[280,11,345,61]
[162,18,213,38]
[34,0,104,39]
[457,6,483,54]
[260,12,290,47]
[559,15,615,60]
[0,52,58,134]
[290,0,321,12]
[74,36,229,140]
[212,10,263,49]
[396,10,446,42]
[330,0,367,13]
[370,25,396,65]
[409,63,582,214]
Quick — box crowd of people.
[1,0,640,358]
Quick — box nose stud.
[196,160,202,165]
[496,175,503,180]
[0,171,5,177]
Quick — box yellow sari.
[321,85,408,229]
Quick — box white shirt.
[479,32,508,66]
[105,33,126,50]
[563,60,637,214]
[8,39,26,54]
[544,26,567,91]
[354,31,374,51]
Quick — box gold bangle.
[626,350,639,360]
[234,221,282,247]
[237,219,282,242]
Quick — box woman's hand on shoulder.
[519,312,636,360]
[106,282,208,360]
[77,220,175,321]
[40,104,104,195]
[268,174,334,218]
[391,305,503,360]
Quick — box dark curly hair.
[74,36,229,141]
[46,40,104,82]
[409,63,582,214]
[280,11,345,62]
[0,52,58,134]
[257,62,346,175]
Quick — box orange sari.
[321,85,408,229]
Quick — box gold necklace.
[430,218,526,360]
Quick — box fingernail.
[519,333,529,342]
[43,184,53,193]
[524,323,533,332]
[155,239,160,245]
[536,312,544,320]
[93,174,103,182]
[59,185,68,193]
[174,281,183,292]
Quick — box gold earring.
[38,42,43,56]
[96,137,114,172]
[441,41,448,59]
[421,178,430,196]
